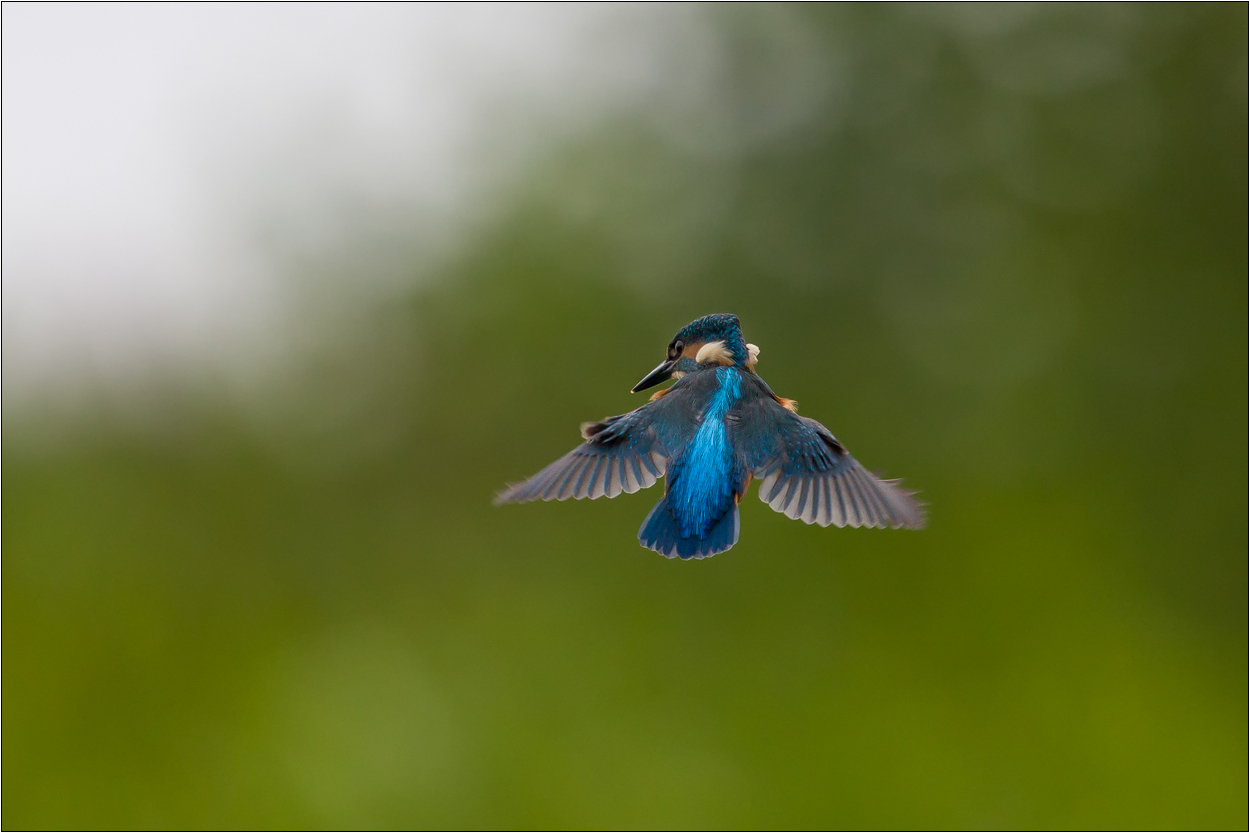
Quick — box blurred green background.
[4,4,1246,828]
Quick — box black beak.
[631,359,675,393]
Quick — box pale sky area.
[2,4,720,407]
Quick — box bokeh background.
[4,4,1246,828]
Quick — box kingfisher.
[495,314,924,558]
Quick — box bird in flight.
[495,314,924,559]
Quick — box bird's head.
[631,313,761,393]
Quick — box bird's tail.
[638,497,740,560]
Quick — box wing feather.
[809,476,825,526]
[585,457,603,499]
[862,477,885,526]
[816,477,832,527]
[858,468,894,527]
[731,382,925,529]
[495,400,671,505]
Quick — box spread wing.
[734,391,925,529]
[494,406,668,504]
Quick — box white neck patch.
[695,340,734,366]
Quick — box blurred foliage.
[4,4,1246,828]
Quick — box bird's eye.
[673,340,684,354]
